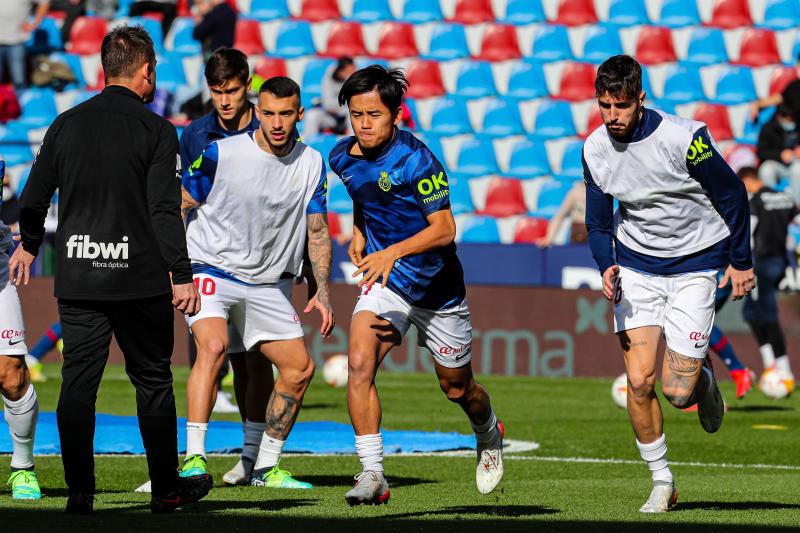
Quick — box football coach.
[9,26,212,514]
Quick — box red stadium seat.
[323,21,366,57]
[554,0,598,26]
[477,24,521,61]
[513,217,549,243]
[693,103,733,141]
[581,103,603,138]
[556,63,596,101]
[635,26,676,65]
[480,178,527,217]
[375,23,418,59]
[300,0,340,21]
[177,0,191,17]
[327,212,342,240]
[737,28,781,67]
[87,63,105,91]
[709,0,752,28]
[67,17,108,55]
[768,66,798,97]
[451,0,495,24]
[406,60,446,98]
[234,19,265,55]
[253,56,287,79]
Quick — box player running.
[584,56,754,513]
[329,66,504,506]
[180,76,333,489]
[1,156,41,500]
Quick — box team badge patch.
[378,170,391,192]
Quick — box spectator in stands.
[303,57,356,137]
[87,0,117,19]
[750,53,800,125]
[129,0,177,40]
[539,180,586,246]
[49,0,85,47]
[192,0,236,60]
[757,104,800,204]
[0,0,50,88]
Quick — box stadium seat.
[582,24,624,64]
[482,99,525,136]
[327,178,354,213]
[406,60,446,98]
[714,65,756,105]
[459,215,501,243]
[502,0,546,25]
[67,17,108,55]
[581,104,603,137]
[456,137,500,175]
[556,63,595,101]
[508,137,551,177]
[768,66,798,97]
[532,179,572,218]
[737,28,781,67]
[323,21,367,57]
[662,64,705,103]
[450,0,495,24]
[513,217,548,243]
[657,0,701,27]
[557,141,584,180]
[429,97,473,134]
[17,89,58,128]
[167,17,201,55]
[249,0,290,20]
[425,23,470,60]
[529,25,573,61]
[506,59,549,98]
[531,100,576,138]
[375,23,418,59]
[448,174,475,215]
[300,58,335,100]
[693,103,733,141]
[401,0,443,23]
[455,62,497,97]
[351,0,394,22]
[607,0,650,25]
[554,0,598,26]
[327,211,343,240]
[128,16,164,52]
[684,27,728,66]
[274,20,317,57]
[304,134,338,168]
[709,0,753,28]
[477,24,522,61]
[234,19,265,55]
[480,178,527,217]
[253,56,287,80]
[27,17,62,52]
[635,26,677,65]
[737,107,772,145]
[155,54,186,92]
[300,0,340,21]
[0,124,35,166]
[763,0,800,30]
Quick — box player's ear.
[393,107,403,126]
[297,105,305,121]
[639,90,646,106]
[246,77,252,92]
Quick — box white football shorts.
[187,275,303,351]
[0,281,28,356]
[353,284,472,368]
[613,266,717,358]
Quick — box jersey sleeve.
[583,153,616,274]
[306,158,327,215]
[406,147,451,216]
[182,141,218,205]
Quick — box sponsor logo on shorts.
[438,342,471,359]
[689,331,709,349]
[1,329,23,340]
[292,314,300,324]
[8,339,23,346]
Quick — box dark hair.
[101,25,155,80]
[259,76,301,100]
[777,103,795,117]
[338,65,408,111]
[737,166,758,180]
[595,55,643,100]
[205,47,249,87]
[332,57,354,81]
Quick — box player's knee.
[662,387,693,409]
[439,378,468,403]
[347,347,375,385]
[198,337,226,361]
[0,357,26,401]
[627,371,656,401]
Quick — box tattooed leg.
[661,348,705,409]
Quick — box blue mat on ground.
[0,413,476,455]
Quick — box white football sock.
[760,344,776,369]
[355,433,384,473]
[185,422,208,457]
[3,384,38,470]
[242,419,266,465]
[775,355,792,374]
[637,434,673,484]
[254,433,284,470]
[471,409,500,446]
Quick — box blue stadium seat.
[531,101,575,138]
[402,0,443,23]
[763,0,800,30]
[502,0,546,25]
[658,0,701,27]
[351,0,394,22]
[17,88,58,128]
[327,177,354,214]
[714,65,757,105]
[168,17,202,55]
[582,24,624,63]
[460,215,500,243]
[429,97,473,135]
[456,137,499,175]
[0,124,34,166]
[455,62,497,97]
[155,54,187,92]
[557,141,584,180]
[529,25,573,61]
[70,89,98,108]
[641,64,654,97]
[13,166,32,196]
[508,138,551,178]
[506,60,549,98]
[128,17,164,53]
[738,107,773,144]
[608,0,650,25]
[249,0,290,21]
[27,17,62,51]
[482,99,525,136]
[274,20,317,58]
[116,0,135,17]
[662,64,705,103]
[425,23,470,60]
[448,173,475,215]
[301,58,336,101]
[532,179,573,218]
[303,134,338,169]
[685,27,728,65]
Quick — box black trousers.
[57,294,179,497]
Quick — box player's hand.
[304,287,334,338]
[353,248,398,289]
[8,237,36,287]
[348,231,365,266]
[602,265,620,301]
[172,282,201,316]
[719,265,755,301]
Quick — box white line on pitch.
[505,455,800,471]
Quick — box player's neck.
[352,129,397,159]
[216,105,252,133]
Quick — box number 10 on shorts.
[193,276,216,296]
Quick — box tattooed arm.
[305,212,335,337]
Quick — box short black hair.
[259,76,301,100]
[101,25,155,80]
[737,166,758,180]
[205,47,249,87]
[595,55,643,101]
[338,65,408,111]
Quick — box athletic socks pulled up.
[185,422,208,457]
[637,433,673,484]
[254,434,285,471]
[471,409,500,447]
[242,420,266,469]
[709,325,745,372]
[3,384,39,470]
[355,433,384,473]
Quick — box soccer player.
[584,55,754,513]
[329,66,504,506]
[1,156,41,500]
[180,76,333,488]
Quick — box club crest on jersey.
[378,170,392,192]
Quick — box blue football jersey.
[329,129,465,310]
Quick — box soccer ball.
[611,373,628,409]
[322,354,349,388]
[759,367,795,399]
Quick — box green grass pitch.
[1,363,798,531]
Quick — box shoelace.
[353,471,378,485]
[8,470,34,486]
